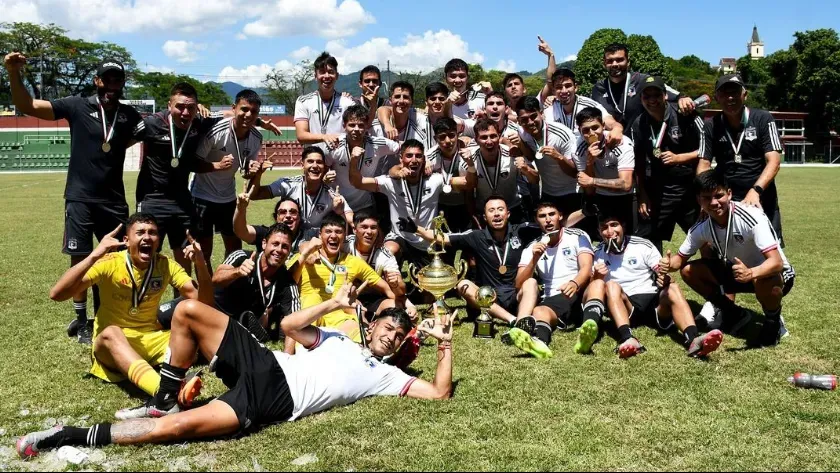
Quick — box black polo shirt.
[448,223,542,289]
[214,250,298,319]
[631,102,704,195]
[135,111,223,206]
[50,95,143,204]
[591,72,681,129]
[699,107,782,193]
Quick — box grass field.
[0,168,839,471]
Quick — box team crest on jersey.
[500,171,510,179]
[117,113,128,123]
[628,86,637,97]
[67,238,78,251]
[628,257,638,265]
[563,248,572,257]
[510,236,521,249]
[315,203,326,213]
[744,127,758,141]
[336,265,348,274]
[670,127,682,140]
[150,278,163,292]
[734,234,745,244]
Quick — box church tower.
[749,25,765,59]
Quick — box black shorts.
[213,319,294,430]
[439,203,471,233]
[495,286,519,315]
[637,191,699,244]
[538,292,581,330]
[63,200,128,256]
[385,233,433,268]
[689,258,796,296]
[627,292,673,330]
[542,193,583,220]
[193,197,236,238]
[137,199,194,250]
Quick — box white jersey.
[273,328,415,421]
[518,121,578,197]
[594,236,661,297]
[573,132,635,196]
[191,118,262,203]
[375,173,444,251]
[267,176,352,231]
[469,144,522,210]
[344,236,400,275]
[326,134,400,211]
[426,145,468,206]
[451,89,486,119]
[545,96,610,139]
[294,91,356,136]
[461,117,519,140]
[519,227,594,298]
[370,109,434,175]
[678,202,794,278]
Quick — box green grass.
[0,169,839,471]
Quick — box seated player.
[47,214,212,404]
[508,201,594,359]
[573,106,636,236]
[409,195,542,330]
[578,213,723,359]
[249,146,352,239]
[294,214,397,344]
[660,170,795,347]
[233,191,303,253]
[349,139,448,267]
[16,284,454,458]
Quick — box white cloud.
[243,0,374,39]
[141,64,175,74]
[563,54,578,62]
[215,60,301,88]
[493,60,517,72]
[290,46,317,61]
[0,0,372,40]
[162,41,206,63]
[235,33,248,41]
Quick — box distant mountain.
[208,81,270,102]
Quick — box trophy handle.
[456,257,468,281]
[407,262,420,289]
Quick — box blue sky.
[4,0,838,86]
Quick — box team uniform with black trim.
[544,95,610,140]
[135,111,224,249]
[631,102,704,247]
[377,173,445,265]
[191,118,262,238]
[211,324,416,430]
[49,96,143,255]
[468,144,527,222]
[326,134,400,212]
[370,109,435,175]
[294,90,356,140]
[677,202,795,295]
[265,176,352,240]
[594,236,672,329]
[591,72,681,129]
[83,251,193,382]
[517,121,579,216]
[426,145,471,232]
[698,107,785,240]
[518,228,594,328]
[451,89,486,120]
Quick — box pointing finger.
[186,230,196,245]
[109,223,123,236]
[537,35,544,42]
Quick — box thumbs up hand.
[731,257,753,283]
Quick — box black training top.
[591,72,680,129]
[448,223,542,290]
[214,249,298,319]
[50,95,143,204]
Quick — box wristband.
[752,185,764,196]
[255,117,263,127]
[438,342,452,351]
[569,280,580,291]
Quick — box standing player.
[544,68,622,141]
[697,74,784,240]
[631,76,704,251]
[660,170,795,347]
[190,89,263,268]
[377,81,451,152]
[4,53,143,344]
[424,118,476,232]
[591,43,694,131]
[294,52,356,148]
[508,201,594,359]
[574,107,636,236]
[444,59,490,119]
[48,214,212,403]
[355,65,386,113]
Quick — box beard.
[97,87,124,106]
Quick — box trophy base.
[473,320,496,339]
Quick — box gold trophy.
[473,286,497,339]
[407,213,468,315]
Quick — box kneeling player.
[48,214,212,403]
[579,213,723,359]
[16,285,454,458]
[660,170,795,347]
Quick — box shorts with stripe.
[627,291,674,330]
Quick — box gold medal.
[499,265,508,275]
[170,158,179,168]
[653,147,661,158]
[129,307,139,316]
[102,142,111,153]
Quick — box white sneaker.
[698,301,716,323]
[779,314,790,339]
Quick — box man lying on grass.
[16,284,453,458]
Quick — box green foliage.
[0,22,135,100]
[735,55,770,108]
[668,55,719,106]
[263,60,312,112]
[626,34,673,84]
[574,28,626,96]
[126,71,230,108]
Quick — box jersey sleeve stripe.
[303,328,323,350]
[769,122,782,151]
[733,207,758,227]
[761,244,779,254]
[223,250,249,266]
[399,377,418,397]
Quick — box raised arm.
[212,251,256,289]
[377,106,398,141]
[537,36,556,103]
[233,192,258,244]
[349,146,381,192]
[516,244,544,290]
[4,53,56,121]
[180,232,215,306]
[281,283,365,348]
[405,306,453,400]
[50,225,125,301]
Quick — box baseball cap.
[97,60,125,77]
[715,74,745,93]
[640,76,666,93]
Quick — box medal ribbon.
[299,183,326,221]
[475,149,502,191]
[401,173,426,218]
[230,119,247,171]
[606,73,630,115]
[124,252,155,311]
[318,91,337,133]
[254,252,276,308]
[555,96,578,129]
[319,251,342,291]
[708,202,735,262]
[441,146,460,187]
[169,114,193,160]
[723,107,750,158]
[491,233,511,269]
[650,120,667,150]
[97,97,118,147]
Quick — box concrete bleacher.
[0,129,73,171]
[260,141,304,168]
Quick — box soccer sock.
[617,324,633,343]
[534,321,553,346]
[683,325,699,346]
[764,306,782,322]
[73,301,87,323]
[582,299,605,325]
[37,424,112,449]
[156,363,187,409]
[127,360,161,397]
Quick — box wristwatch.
[753,185,764,196]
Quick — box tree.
[625,34,673,83]
[573,28,626,96]
[126,72,229,107]
[735,55,771,108]
[263,59,312,112]
[668,55,719,106]
[0,22,135,100]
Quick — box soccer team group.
[6,37,795,457]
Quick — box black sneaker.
[754,317,781,347]
[77,320,93,345]
[239,311,269,343]
[67,318,84,337]
[501,316,536,345]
